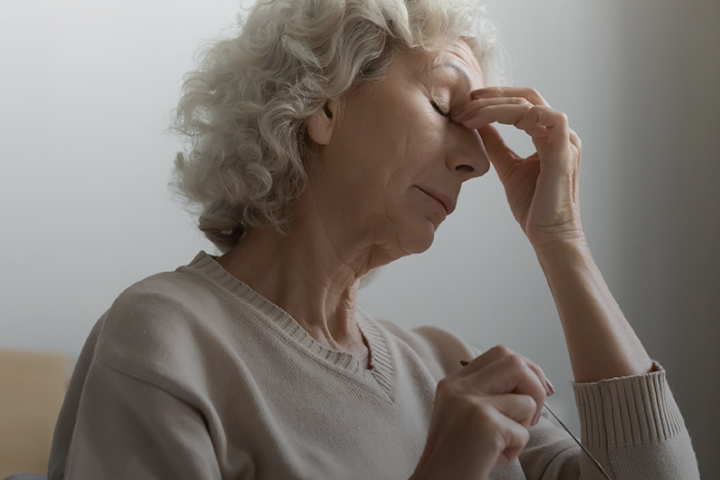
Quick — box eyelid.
[431,101,450,119]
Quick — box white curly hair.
[169,0,508,254]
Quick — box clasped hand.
[412,345,554,480]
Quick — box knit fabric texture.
[48,251,700,479]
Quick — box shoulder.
[110,271,220,327]
[104,269,218,338]
[92,268,229,387]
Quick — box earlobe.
[307,101,336,146]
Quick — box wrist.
[527,220,587,252]
[532,234,590,264]
[532,236,597,285]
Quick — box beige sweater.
[48,251,700,479]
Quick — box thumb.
[478,125,521,179]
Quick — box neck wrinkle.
[216,208,369,351]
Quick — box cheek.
[376,118,449,216]
[330,94,447,211]
[338,114,409,186]
[393,117,446,178]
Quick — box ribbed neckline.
[177,250,395,400]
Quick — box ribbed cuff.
[572,361,687,450]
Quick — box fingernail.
[460,360,469,366]
[546,378,555,395]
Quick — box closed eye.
[431,101,450,119]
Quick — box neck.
[215,199,379,354]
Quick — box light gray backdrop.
[1,0,718,477]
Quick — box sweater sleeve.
[518,362,700,479]
[62,357,223,480]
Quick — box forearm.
[534,238,653,383]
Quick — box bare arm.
[534,238,653,383]
[454,86,653,383]
[436,85,699,479]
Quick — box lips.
[418,187,456,215]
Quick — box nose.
[445,126,491,181]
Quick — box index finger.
[460,345,554,397]
[471,87,551,108]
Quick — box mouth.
[418,187,456,216]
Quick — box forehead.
[417,40,484,87]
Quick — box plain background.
[1,0,718,477]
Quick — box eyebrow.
[430,62,473,90]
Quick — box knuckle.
[522,358,540,376]
[467,401,502,438]
[520,394,538,413]
[524,105,542,120]
[436,378,467,401]
[462,397,496,429]
[436,377,454,394]
[506,353,525,370]
[471,398,495,420]
[572,132,582,147]
[490,430,508,455]
[519,426,531,446]
[490,344,512,357]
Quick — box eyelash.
[431,101,451,120]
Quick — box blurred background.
[1,0,718,477]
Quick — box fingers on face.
[454,102,567,140]
[451,89,581,178]
[453,87,570,144]
[451,96,533,119]
[472,87,551,108]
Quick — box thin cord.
[458,360,613,479]
[542,403,614,480]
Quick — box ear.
[306,100,337,146]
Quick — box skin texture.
[217,41,489,366]
[218,39,655,476]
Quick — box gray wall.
[613,2,720,477]
[2,0,718,477]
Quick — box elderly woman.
[48,0,699,479]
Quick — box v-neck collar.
[178,250,396,402]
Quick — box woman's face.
[306,40,490,263]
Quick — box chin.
[403,222,437,254]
